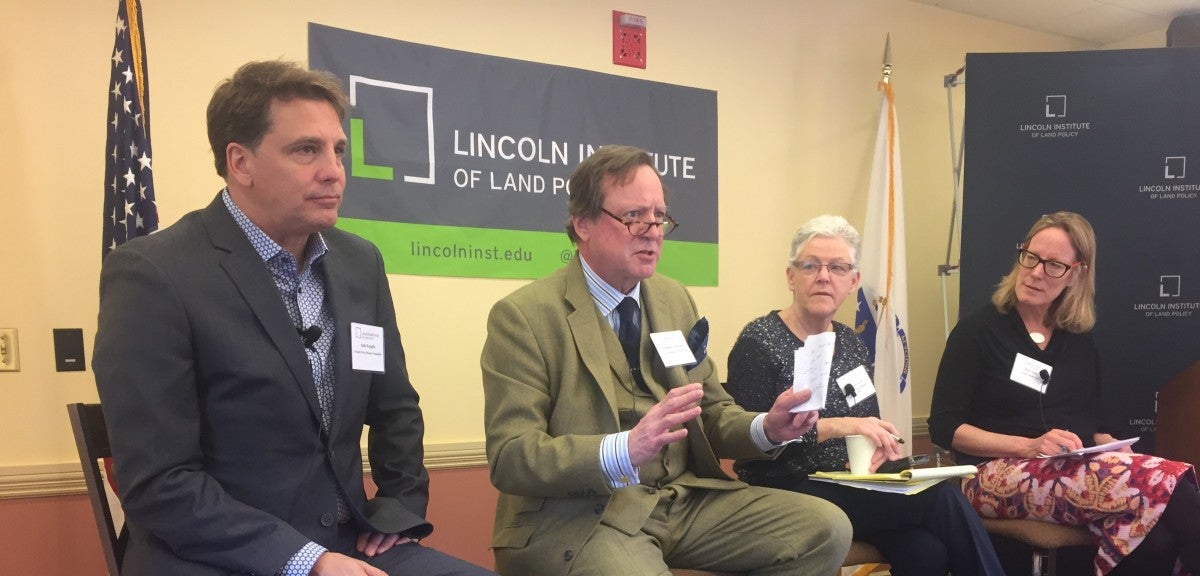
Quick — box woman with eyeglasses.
[725,215,1004,576]
[929,211,1199,575]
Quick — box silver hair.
[789,215,861,264]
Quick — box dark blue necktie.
[616,297,648,392]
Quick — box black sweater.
[928,304,1103,465]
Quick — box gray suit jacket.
[481,255,768,576]
[93,195,431,576]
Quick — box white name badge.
[350,322,385,373]
[836,365,876,408]
[650,330,697,368]
[1010,353,1052,393]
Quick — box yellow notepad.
[808,464,978,495]
[811,464,977,483]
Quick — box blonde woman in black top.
[929,212,1200,575]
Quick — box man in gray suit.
[93,60,494,576]
[481,145,852,575]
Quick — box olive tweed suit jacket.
[481,255,770,576]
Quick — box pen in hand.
[890,434,906,444]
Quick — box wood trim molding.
[0,463,86,499]
[911,419,929,437]
[0,441,488,500]
[417,441,488,470]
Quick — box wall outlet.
[53,328,86,372]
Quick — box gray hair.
[789,215,861,264]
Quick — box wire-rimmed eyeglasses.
[791,260,856,277]
[600,208,679,238]
[1016,246,1082,279]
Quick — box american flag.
[103,0,157,258]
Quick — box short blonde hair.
[991,211,1096,332]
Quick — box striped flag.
[103,0,157,258]
[101,0,156,533]
[855,78,912,450]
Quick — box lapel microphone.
[1038,368,1052,432]
[843,383,857,402]
[297,325,322,349]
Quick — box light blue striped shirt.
[580,256,643,488]
[578,256,777,490]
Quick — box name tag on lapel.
[650,330,697,367]
[351,322,385,373]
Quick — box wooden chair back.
[68,402,125,575]
[1156,361,1200,467]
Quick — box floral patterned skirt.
[963,452,1195,576]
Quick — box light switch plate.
[0,328,19,372]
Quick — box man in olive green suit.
[481,145,852,576]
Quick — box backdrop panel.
[961,48,1200,452]
[309,23,718,284]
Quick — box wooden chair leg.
[836,563,888,576]
[849,564,883,576]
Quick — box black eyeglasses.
[600,208,679,238]
[1016,247,1082,279]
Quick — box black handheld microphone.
[298,325,322,349]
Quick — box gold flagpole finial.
[881,33,893,84]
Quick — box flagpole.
[881,34,892,84]
[877,35,895,309]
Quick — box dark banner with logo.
[961,48,1200,452]
[308,23,719,284]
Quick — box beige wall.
[4,0,1132,474]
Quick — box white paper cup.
[845,434,874,475]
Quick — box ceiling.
[910,0,1200,45]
